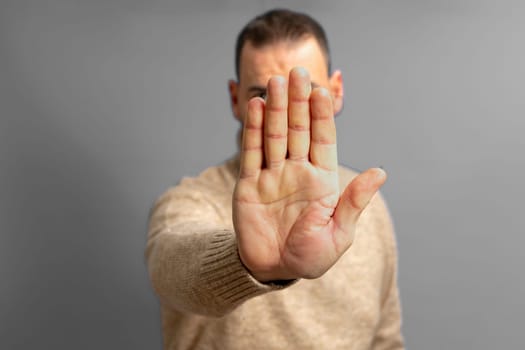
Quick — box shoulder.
[155,156,238,209]
[168,156,239,197]
[188,156,238,187]
[150,157,238,225]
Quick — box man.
[146,9,404,349]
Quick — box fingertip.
[268,75,286,87]
[310,87,334,117]
[312,86,330,97]
[248,96,265,108]
[361,167,387,190]
[310,87,334,111]
[374,167,387,181]
[290,66,309,78]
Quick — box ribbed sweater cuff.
[199,230,293,312]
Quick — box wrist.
[237,250,295,283]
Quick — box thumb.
[333,168,387,234]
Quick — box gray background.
[1,0,524,349]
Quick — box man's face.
[229,37,344,123]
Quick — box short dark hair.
[234,9,331,79]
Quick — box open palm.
[233,67,385,282]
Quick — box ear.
[329,70,344,116]
[228,79,242,122]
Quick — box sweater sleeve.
[145,178,291,317]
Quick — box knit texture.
[146,156,404,349]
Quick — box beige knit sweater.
[146,156,404,350]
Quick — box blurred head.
[229,9,344,124]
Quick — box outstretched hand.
[233,67,386,282]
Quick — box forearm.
[146,223,280,317]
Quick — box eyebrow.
[247,86,267,94]
[247,82,321,95]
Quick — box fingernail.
[376,167,386,179]
[292,66,308,77]
[317,87,330,96]
[270,75,286,85]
